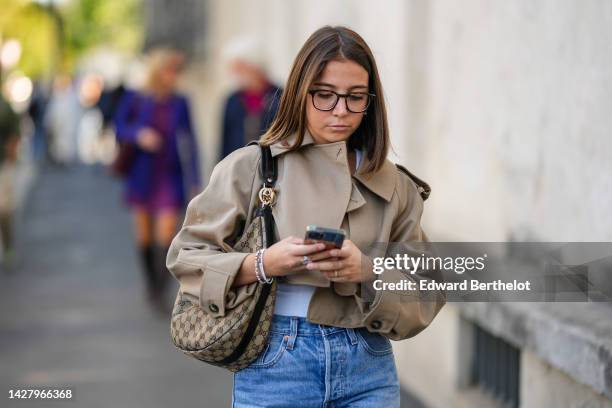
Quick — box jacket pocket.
[355,328,393,356]
[248,333,289,368]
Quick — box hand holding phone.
[304,225,345,249]
[303,226,367,283]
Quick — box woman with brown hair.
[114,48,201,312]
[167,26,445,406]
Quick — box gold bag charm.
[258,186,276,206]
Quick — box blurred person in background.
[114,47,201,312]
[27,81,49,164]
[98,82,126,128]
[219,36,282,160]
[0,91,21,270]
[44,74,81,167]
[76,73,105,165]
[97,81,127,165]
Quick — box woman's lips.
[329,125,350,129]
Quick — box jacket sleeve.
[165,145,261,318]
[357,172,446,340]
[113,90,141,144]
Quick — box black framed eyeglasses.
[308,89,376,113]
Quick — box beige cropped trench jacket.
[166,130,445,341]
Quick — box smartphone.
[304,225,346,249]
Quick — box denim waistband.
[269,314,362,337]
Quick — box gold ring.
[334,270,338,278]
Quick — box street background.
[1,1,611,407]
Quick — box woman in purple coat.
[114,48,201,312]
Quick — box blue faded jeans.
[232,314,400,408]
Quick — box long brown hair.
[259,25,390,174]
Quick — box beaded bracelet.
[255,249,273,284]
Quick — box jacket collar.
[269,129,316,157]
[354,157,396,202]
[269,130,397,202]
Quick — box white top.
[273,148,363,317]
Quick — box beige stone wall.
[421,1,612,242]
[521,350,612,408]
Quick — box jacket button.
[371,320,382,330]
[209,303,219,313]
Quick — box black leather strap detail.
[255,142,277,247]
[246,140,277,188]
[260,144,277,188]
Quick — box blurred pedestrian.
[114,47,201,312]
[97,81,127,165]
[77,73,105,165]
[219,36,282,160]
[44,74,81,167]
[27,81,49,164]
[0,93,21,270]
[98,82,126,130]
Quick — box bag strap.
[247,140,278,248]
[218,142,277,366]
[259,144,277,249]
[260,143,277,188]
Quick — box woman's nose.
[332,96,349,116]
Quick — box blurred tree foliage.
[61,0,142,72]
[0,0,143,78]
[0,0,60,78]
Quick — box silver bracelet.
[255,249,273,284]
[254,249,264,283]
[257,249,273,284]
[255,249,269,283]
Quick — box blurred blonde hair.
[144,47,185,96]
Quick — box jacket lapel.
[353,157,397,203]
[266,130,402,287]
[271,135,352,238]
[346,184,366,213]
[268,130,399,238]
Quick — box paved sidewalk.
[0,131,37,265]
[0,163,232,408]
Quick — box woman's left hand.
[305,239,375,283]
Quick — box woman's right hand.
[263,236,332,278]
[136,127,162,152]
